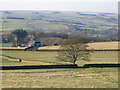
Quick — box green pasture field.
[1,50,118,66]
[1,50,119,88]
[1,19,28,31]
[2,68,118,88]
[26,19,68,32]
[1,18,68,32]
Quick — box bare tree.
[39,37,63,46]
[57,36,92,64]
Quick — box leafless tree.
[57,36,92,64]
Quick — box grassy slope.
[1,41,119,66]
[2,50,118,66]
[1,12,118,88]
[2,68,118,88]
[1,52,118,88]
[1,42,119,88]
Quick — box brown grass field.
[2,68,118,88]
[87,41,118,50]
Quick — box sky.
[1,0,119,13]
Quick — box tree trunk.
[73,60,76,65]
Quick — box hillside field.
[2,50,118,66]
[1,41,119,50]
[1,41,119,88]
[1,10,119,88]
[1,50,119,88]
[1,11,117,33]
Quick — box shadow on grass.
[1,54,20,59]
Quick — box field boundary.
[1,64,120,70]
[1,55,20,61]
[1,49,120,51]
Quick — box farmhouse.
[25,41,44,51]
[34,42,44,47]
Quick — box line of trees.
[2,29,68,47]
[2,28,118,47]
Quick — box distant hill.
[0,10,118,40]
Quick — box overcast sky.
[1,0,119,13]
